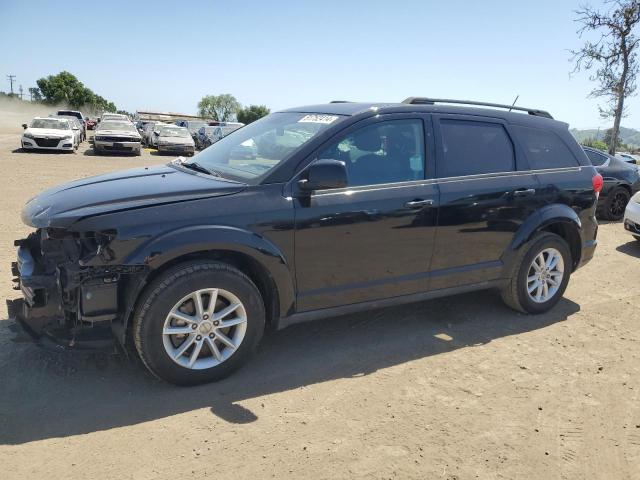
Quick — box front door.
[292,114,439,311]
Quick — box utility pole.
[18,84,23,100]
[6,74,15,95]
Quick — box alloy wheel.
[526,248,564,303]
[162,288,247,369]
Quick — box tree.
[197,94,240,121]
[572,1,640,155]
[28,87,42,102]
[237,104,270,124]
[36,71,117,112]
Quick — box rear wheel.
[603,187,630,221]
[133,261,265,385]
[501,232,571,314]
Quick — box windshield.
[160,126,190,137]
[186,112,343,183]
[31,119,69,130]
[99,121,137,132]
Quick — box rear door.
[430,114,542,290]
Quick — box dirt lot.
[0,132,639,480]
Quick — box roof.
[280,101,566,127]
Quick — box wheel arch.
[505,205,583,273]
[117,226,295,343]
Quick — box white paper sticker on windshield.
[298,114,339,124]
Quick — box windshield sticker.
[298,114,339,124]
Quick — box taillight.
[592,173,603,195]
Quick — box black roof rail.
[401,97,553,119]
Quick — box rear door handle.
[513,188,536,197]
[404,199,434,208]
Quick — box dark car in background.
[583,146,640,220]
[8,98,601,385]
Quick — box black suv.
[7,98,601,385]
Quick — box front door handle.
[404,199,434,208]
[513,188,536,197]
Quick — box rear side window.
[438,120,514,177]
[584,149,608,166]
[514,126,578,169]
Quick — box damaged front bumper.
[6,229,146,351]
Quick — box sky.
[1,0,638,130]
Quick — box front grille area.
[96,136,140,143]
[34,137,61,147]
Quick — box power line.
[6,74,15,94]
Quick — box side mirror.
[22,124,27,129]
[298,159,348,192]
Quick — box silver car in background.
[94,121,142,156]
[155,125,195,156]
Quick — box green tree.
[197,94,241,121]
[36,71,117,112]
[237,104,270,124]
[28,87,42,102]
[572,1,640,155]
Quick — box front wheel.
[501,232,571,314]
[133,261,265,385]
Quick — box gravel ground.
[0,132,639,480]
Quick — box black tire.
[501,232,572,314]
[603,187,630,221]
[133,261,265,385]
[94,146,101,155]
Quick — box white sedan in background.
[623,191,640,242]
[21,117,78,152]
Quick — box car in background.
[21,117,78,152]
[623,191,640,241]
[53,115,84,142]
[145,122,167,147]
[616,152,639,165]
[155,124,195,156]
[583,146,640,220]
[175,120,209,141]
[195,126,217,149]
[94,120,142,156]
[57,110,86,138]
[101,113,129,123]
[86,118,97,130]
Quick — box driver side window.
[319,119,425,187]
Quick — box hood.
[25,128,70,137]
[22,164,246,229]
[158,135,194,145]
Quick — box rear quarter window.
[513,126,579,169]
